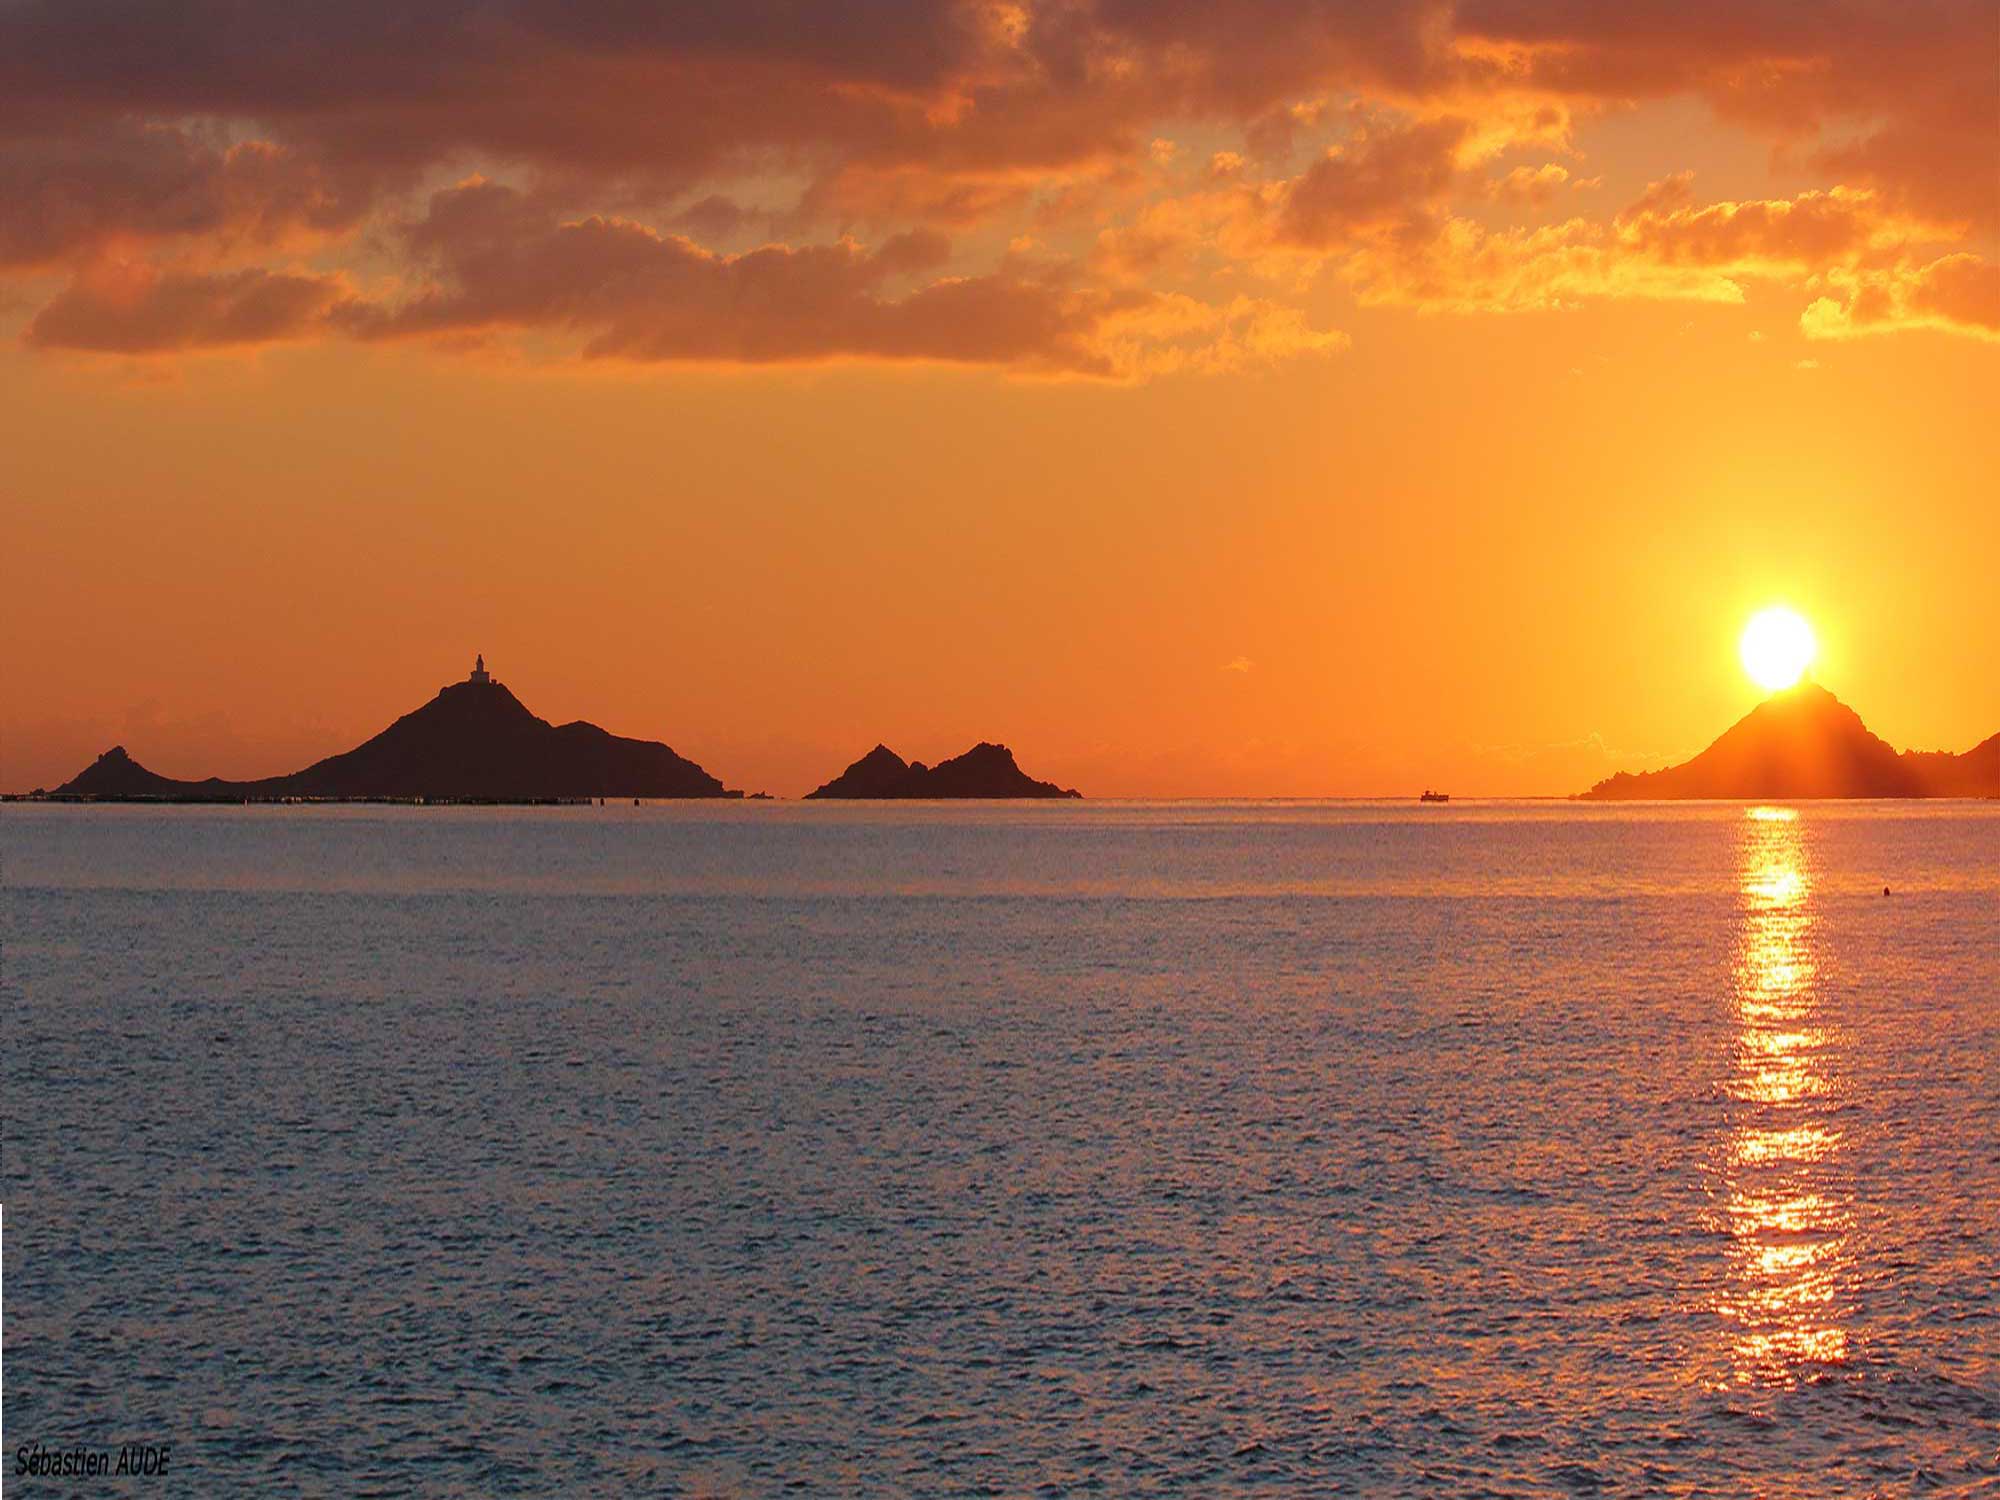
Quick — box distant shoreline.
[2,792,1072,805]
[4,793,620,806]
[8,792,1996,806]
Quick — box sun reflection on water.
[1716,807,1852,1379]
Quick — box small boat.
[1419,789,1450,803]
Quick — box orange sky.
[3,2,1995,796]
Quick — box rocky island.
[806,743,1081,799]
[52,657,738,802]
[1579,681,2000,800]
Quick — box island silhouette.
[806,743,1081,799]
[36,663,1992,804]
[1579,681,2000,799]
[54,658,737,802]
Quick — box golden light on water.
[1716,807,1852,1379]
[1739,607,1818,692]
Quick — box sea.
[3,800,1997,1496]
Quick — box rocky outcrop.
[806,741,1080,799]
[54,678,737,801]
[57,747,244,801]
[1580,682,1998,799]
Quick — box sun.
[1739,607,1817,692]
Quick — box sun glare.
[1740,607,1817,692]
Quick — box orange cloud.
[1616,175,1948,271]
[1801,255,2000,342]
[3,1,1993,365]
[1278,116,1470,248]
[1485,164,1571,208]
[26,260,353,352]
[360,180,1342,376]
[0,123,374,269]
[1453,0,1997,227]
[1330,177,1995,339]
[18,177,1342,376]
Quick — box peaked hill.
[1579,682,1999,800]
[55,672,736,801]
[806,743,1081,799]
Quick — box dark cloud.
[1455,0,1998,226]
[365,181,1135,371]
[26,262,352,351]
[1278,115,1468,247]
[672,194,752,242]
[0,120,373,267]
[2,0,1991,361]
[4,1,1966,205]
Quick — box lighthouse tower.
[468,653,491,685]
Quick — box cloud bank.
[4,0,1993,367]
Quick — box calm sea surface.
[4,801,1998,1496]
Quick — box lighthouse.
[468,653,491,685]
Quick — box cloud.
[3,3,1984,203]
[1093,292,1350,375]
[347,182,1119,371]
[1327,177,1995,337]
[672,194,753,243]
[1614,175,1943,271]
[1485,163,1570,207]
[6,1,1983,225]
[0,121,374,269]
[1453,0,1997,227]
[2,1,1992,365]
[1340,215,1734,314]
[1277,116,1471,248]
[0,0,1461,214]
[356,179,1346,376]
[1799,254,2000,342]
[20,178,1343,374]
[26,260,353,352]
[1223,656,1254,672]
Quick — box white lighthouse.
[468,653,491,685]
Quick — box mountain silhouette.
[58,746,246,801]
[806,742,1081,799]
[1580,681,1999,799]
[55,663,736,801]
[1900,731,2000,798]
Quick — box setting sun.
[1741,608,1818,692]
